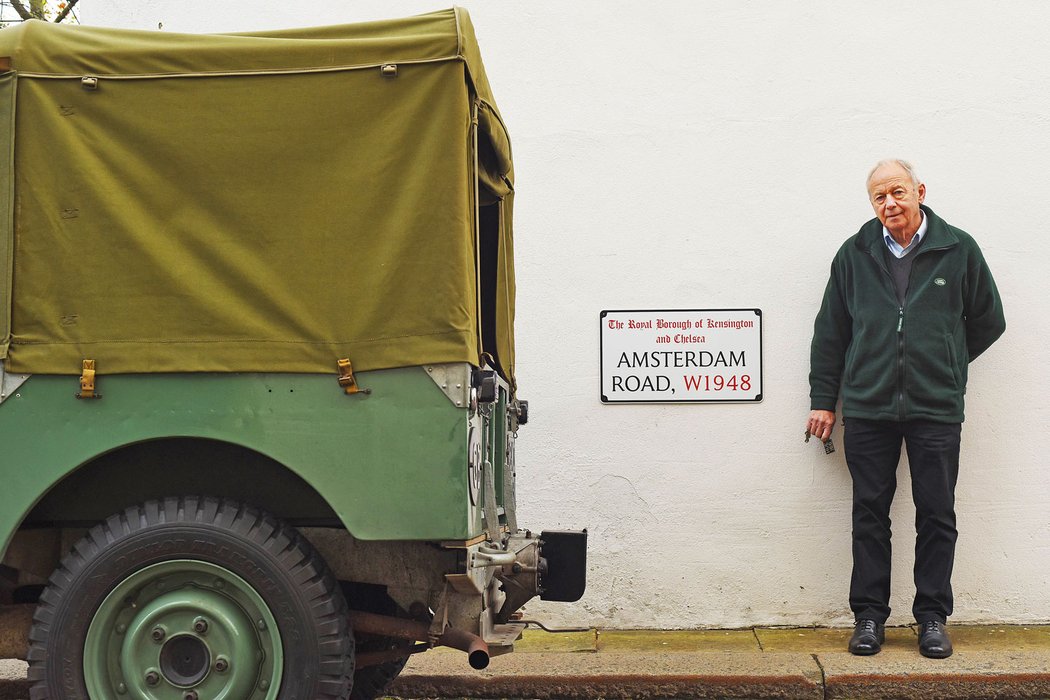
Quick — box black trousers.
[843,418,961,625]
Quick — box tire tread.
[26,496,353,699]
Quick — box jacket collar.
[854,205,958,257]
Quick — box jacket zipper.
[897,306,905,421]
[866,242,950,422]
[894,241,955,420]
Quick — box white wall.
[82,1,1050,629]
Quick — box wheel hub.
[84,560,283,699]
[160,635,211,687]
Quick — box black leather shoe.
[848,619,885,655]
[918,620,953,658]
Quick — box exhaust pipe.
[348,610,490,669]
[435,626,490,670]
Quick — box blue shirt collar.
[883,211,927,258]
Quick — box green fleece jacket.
[810,205,1005,423]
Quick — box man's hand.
[807,410,836,442]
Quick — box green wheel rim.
[83,560,283,699]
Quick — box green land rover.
[0,9,586,699]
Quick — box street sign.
[600,308,763,404]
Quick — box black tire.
[350,639,409,700]
[350,650,407,696]
[27,496,354,700]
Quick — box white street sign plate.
[600,309,763,403]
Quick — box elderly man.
[807,159,1005,658]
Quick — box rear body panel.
[0,366,490,554]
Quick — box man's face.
[867,163,926,239]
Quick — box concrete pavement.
[390,625,1050,699]
[2,625,1049,699]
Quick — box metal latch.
[380,64,398,78]
[81,76,99,90]
[336,358,369,395]
[76,359,100,399]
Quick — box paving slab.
[946,625,1050,649]
[597,629,761,652]
[514,628,598,653]
[392,651,824,699]
[756,625,916,652]
[819,650,1050,700]
[5,625,1050,699]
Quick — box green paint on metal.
[84,560,282,700]
[0,366,483,557]
[494,388,508,507]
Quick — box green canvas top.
[0,9,516,385]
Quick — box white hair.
[866,159,921,189]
